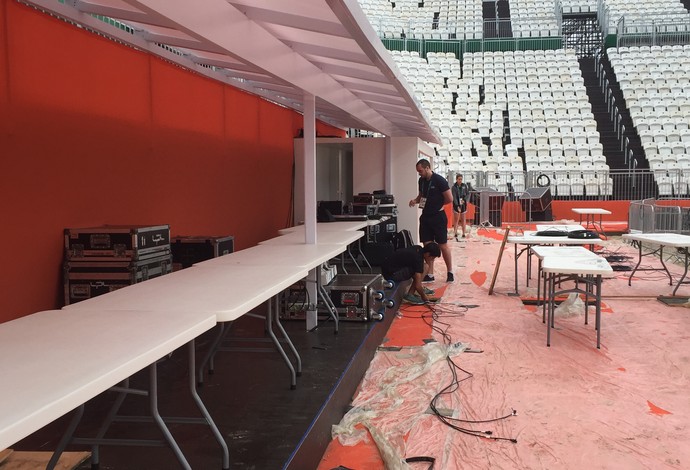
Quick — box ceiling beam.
[119,0,411,137]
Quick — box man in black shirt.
[381,243,441,304]
[408,158,454,282]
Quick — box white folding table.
[506,224,604,294]
[193,243,358,383]
[531,246,602,323]
[572,208,612,239]
[622,232,690,295]
[64,264,309,389]
[260,229,367,274]
[542,254,613,348]
[277,221,369,234]
[0,308,226,470]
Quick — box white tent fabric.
[22,0,440,144]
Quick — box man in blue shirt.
[408,158,454,282]
[381,243,441,304]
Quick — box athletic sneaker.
[447,272,455,282]
[403,293,425,305]
[422,274,435,282]
[423,287,435,295]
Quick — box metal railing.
[628,198,688,234]
[438,168,690,226]
[615,17,690,48]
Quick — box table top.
[194,242,347,269]
[507,225,606,246]
[63,264,309,323]
[623,232,690,247]
[542,256,613,276]
[542,255,614,276]
[277,221,370,234]
[572,208,612,215]
[531,246,601,260]
[259,229,364,246]
[0,308,216,451]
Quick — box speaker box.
[318,200,344,215]
[520,187,552,212]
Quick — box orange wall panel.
[6,1,150,124]
[151,60,225,136]
[0,0,343,323]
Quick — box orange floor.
[319,226,690,469]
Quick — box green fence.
[382,36,564,60]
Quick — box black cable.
[405,456,435,469]
[411,302,518,444]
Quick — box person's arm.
[409,191,422,207]
[411,272,429,302]
[442,188,453,205]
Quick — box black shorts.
[454,203,467,214]
[419,210,448,244]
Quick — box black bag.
[392,229,414,250]
[567,229,598,239]
[535,229,569,237]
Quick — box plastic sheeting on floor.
[320,228,690,469]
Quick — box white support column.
[303,92,319,330]
[385,136,393,194]
[303,93,317,245]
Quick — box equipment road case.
[65,224,171,261]
[171,235,235,270]
[326,273,384,321]
[63,253,173,305]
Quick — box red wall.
[0,0,344,322]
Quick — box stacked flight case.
[170,235,235,270]
[63,225,172,305]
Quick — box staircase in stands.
[580,55,655,199]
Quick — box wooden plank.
[488,227,510,296]
[0,449,13,465]
[0,451,90,470]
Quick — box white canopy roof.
[24,0,441,144]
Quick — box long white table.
[277,221,369,234]
[260,229,367,273]
[64,264,308,321]
[623,232,690,295]
[193,243,357,384]
[194,242,347,269]
[65,264,310,389]
[542,253,613,348]
[0,308,226,469]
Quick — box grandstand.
[358,0,690,212]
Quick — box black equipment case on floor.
[65,224,171,261]
[326,273,384,321]
[171,235,235,270]
[63,253,173,305]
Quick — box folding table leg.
[673,249,690,296]
[272,296,302,376]
[265,299,297,389]
[316,280,339,334]
[187,341,230,469]
[547,274,554,347]
[198,323,230,386]
[595,275,602,349]
[47,405,84,470]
